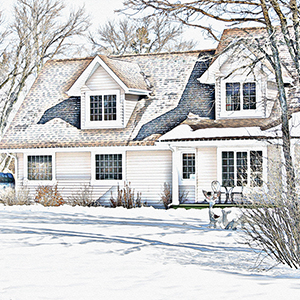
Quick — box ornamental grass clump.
[68,184,94,206]
[160,182,189,209]
[160,182,172,209]
[0,186,31,205]
[35,184,64,206]
[110,182,144,208]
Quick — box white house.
[0,27,299,207]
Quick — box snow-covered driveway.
[0,205,299,299]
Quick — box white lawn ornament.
[208,200,221,228]
[225,216,241,230]
[221,209,231,228]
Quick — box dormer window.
[226,82,256,111]
[90,94,117,121]
[85,90,122,129]
[220,79,262,119]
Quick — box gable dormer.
[67,55,150,129]
[199,46,292,120]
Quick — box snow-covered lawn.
[0,205,299,300]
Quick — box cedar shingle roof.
[0,50,208,149]
[0,29,298,150]
[98,55,148,90]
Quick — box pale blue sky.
[2,0,219,50]
[67,0,218,49]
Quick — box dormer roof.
[199,28,293,84]
[67,55,150,96]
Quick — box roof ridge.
[111,49,216,58]
[49,57,94,63]
[222,26,266,33]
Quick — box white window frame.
[179,149,196,185]
[91,150,125,185]
[220,78,264,118]
[217,147,267,191]
[24,152,56,185]
[85,89,122,129]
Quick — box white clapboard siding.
[267,144,282,185]
[56,181,114,202]
[197,147,217,202]
[86,66,120,90]
[126,150,172,207]
[22,181,114,203]
[56,152,91,180]
[15,153,24,189]
[215,78,221,119]
[179,185,195,202]
[124,94,139,126]
[16,153,24,180]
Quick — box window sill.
[24,179,56,185]
[82,122,124,130]
[219,111,265,119]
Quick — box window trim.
[24,153,55,185]
[91,150,125,184]
[217,147,267,190]
[220,79,263,118]
[85,89,122,129]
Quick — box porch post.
[171,146,179,205]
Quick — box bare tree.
[0,0,90,172]
[0,0,90,136]
[89,16,196,55]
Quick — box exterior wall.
[179,185,195,203]
[216,56,268,120]
[267,144,283,197]
[267,144,282,184]
[196,147,217,202]
[126,150,172,207]
[86,66,120,90]
[124,94,139,126]
[56,152,91,180]
[15,153,24,190]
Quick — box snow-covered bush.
[241,172,300,269]
[0,186,31,205]
[35,185,64,206]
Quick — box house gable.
[199,44,292,121]
[66,56,150,130]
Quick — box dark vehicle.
[0,173,15,190]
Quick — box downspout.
[168,144,179,206]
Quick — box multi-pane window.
[90,94,117,121]
[28,155,52,180]
[222,151,235,186]
[222,151,263,187]
[226,82,256,111]
[182,153,195,179]
[243,83,256,109]
[236,152,248,186]
[95,154,122,180]
[226,83,240,111]
[250,151,263,187]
